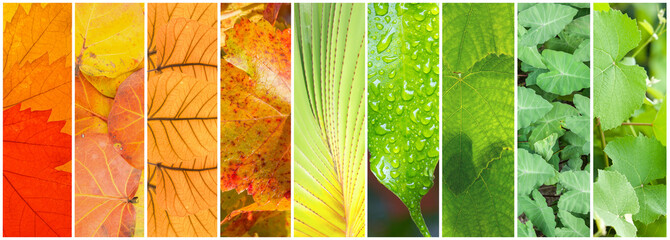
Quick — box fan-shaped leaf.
[75,134,141,237]
[108,69,144,169]
[3,105,71,237]
[594,9,647,130]
[293,3,366,237]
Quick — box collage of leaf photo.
[0,1,669,238]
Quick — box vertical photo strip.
[367,2,440,237]
[147,3,218,237]
[442,3,515,237]
[219,3,291,237]
[3,3,73,237]
[593,2,666,238]
[517,2,591,238]
[74,3,145,237]
[294,3,366,237]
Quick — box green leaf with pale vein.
[517,149,555,196]
[528,102,578,146]
[518,3,578,46]
[564,15,590,38]
[536,50,590,95]
[518,23,546,69]
[635,185,666,224]
[594,170,639,237]
[594,9,648,130]
[519,189,556,237]
[518,87,553,129]
[294,3,366,237]
[565,94,590,142]
[557,170,589,214]
[533,133,557,161]
[518,220,536,237]
[555,210,589,237]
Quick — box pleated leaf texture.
[3,3,72,237]
[147,3,218,237]
[293,3,366,237]
[219,3,291,237]
[442,3,515,237]
[368,3,440,237]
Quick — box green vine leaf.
[442,3,514,237]
[594,9,648,130]
[594,170,640,237]
[368,3,439,237]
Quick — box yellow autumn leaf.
[75,3,144,79]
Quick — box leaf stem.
[626,120,638,137]
[596,118,609,167]
[630,19,666,58]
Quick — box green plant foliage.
[593,3,667,237]
[442,3,514,237]
[367,3,439,237]
[517,3,590,237]
[294,3,366,237]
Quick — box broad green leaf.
[368,3,439,237]
[564,15,590,39]
[519,189,556,237]
[294,3,366,237]
[557,170,589,214]
[635,185,666,224]
[636,216,667,237]
[555,210,589,237]
[605,135,666,187]
[594,9,648,130]
[518,220,536,237]
[528,102,578,145]
[544,31,584,53]
[594,170,639,237]
[653,98,666,145]
[518,3,578,46]
[573,39,590,62]
[533,133,557,161]
[565,95,590,142]
[442,3,514,237]
[517,149,555,196]
[518,87,553,129]
[517,23,546,69]
[443,3,513,74]
[536,50,590,95]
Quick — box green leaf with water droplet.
[368,3,439,237]
[594,9,648,130]
[518,3,578,47]
[442,3,514,237]
[594,170,640,237]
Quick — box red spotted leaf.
[75,134,141,237]
[3,104,71,237]
[108,69,145,169]
[220,17,291,205]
